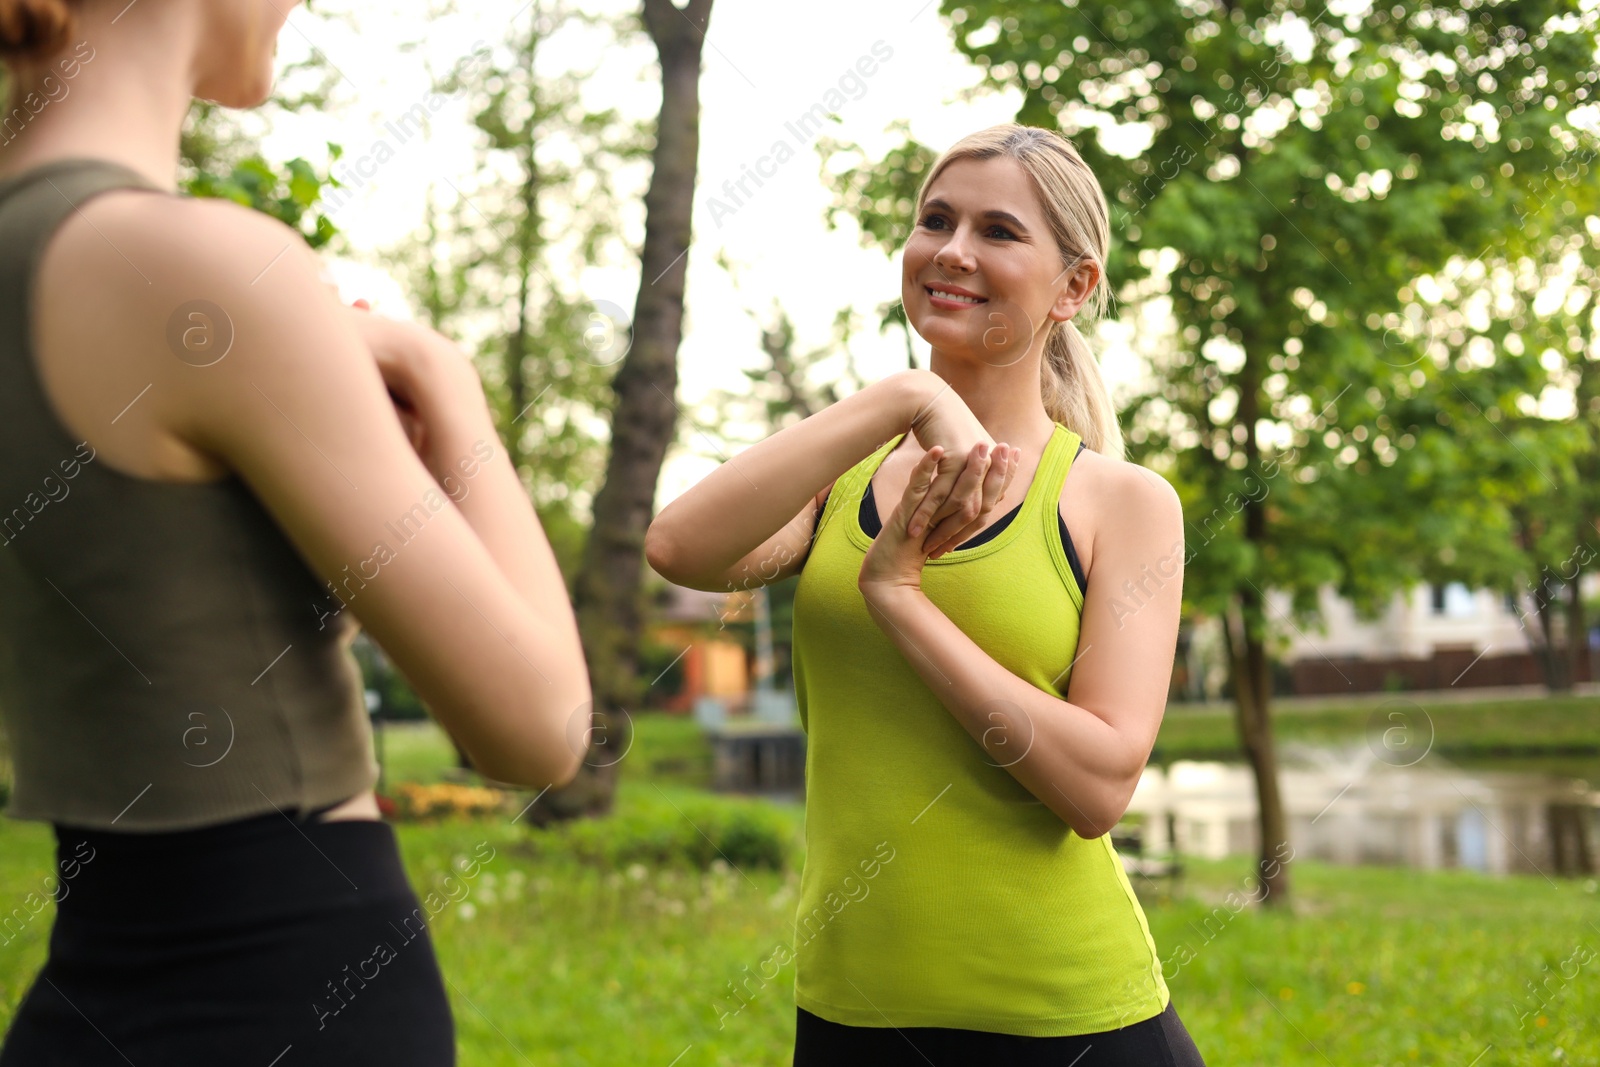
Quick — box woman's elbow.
[644,520,681,582]
[1069,814,1115,841]
[472,679,592,789]
[476,744,583,792]
[1061,781,1137,840]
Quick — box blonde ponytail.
[1043,316,1124,461]
[916,123,1123,460]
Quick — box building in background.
[645,584,750,714]
[1279,575,1600,694]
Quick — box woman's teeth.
[929,288,983,304]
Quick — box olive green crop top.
[0,158,376,831]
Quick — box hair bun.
[0,0,75,61]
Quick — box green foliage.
[183,147,345,249]
[175,36,346,246]
[523,784,795,872]
[818,120,938,251]
[823,1,1600,683]
[352,632,428,721]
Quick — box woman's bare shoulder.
[1058,446,1183,580]
[56,188,309,286]
[33,190,322,478]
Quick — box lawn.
[0,711,1596,1064]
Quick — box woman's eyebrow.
[923,198,1030,232]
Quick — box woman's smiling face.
[901,154,1093,367]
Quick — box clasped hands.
[858,436,1020,599]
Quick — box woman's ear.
[1047,257,1102,323]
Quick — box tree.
[538,0,715,823]
[823,0,1598,905]
[1417,245,1598,692]
[693,267,869,443]
[384,4,650,525]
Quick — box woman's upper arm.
[91,200,580,784]
[1066,466,1186,778]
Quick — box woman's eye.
[920,214,947,230]
[986,225,1016,240]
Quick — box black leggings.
[794,997,1207,1066]
[0,808,454,1066]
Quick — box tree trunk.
[1222,598,1293,905]
[1566,573,1589,687]
[1534,583,1571,692]
[503,4,543,477]
[1229,326,1292,905]
[536,0,713,823]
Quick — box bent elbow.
[1065,786,1135,841]
[473,690,591,790]
[549,749,584,790]
[1073,817,1114,841]
[477,747,582,792]
[644,523,681,582]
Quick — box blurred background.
[2,0,1598,1063]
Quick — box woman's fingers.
[917,443,994,553]
[928,444,1011,559]
[926,444,1014,557]
[906,445,972,539]
[903,447,946,537]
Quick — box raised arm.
[646,367,1004,592]
[55,193,590,789]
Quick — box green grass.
[3,709,1597,1063]
[1,807,1595,1065]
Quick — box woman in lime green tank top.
[646,123,1204,1065]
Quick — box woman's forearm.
[436,428,579,641]
[647,368,940,584]
[373,316,586,680]
[860,584,1138,838]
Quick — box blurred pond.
[1126,744,1598,877]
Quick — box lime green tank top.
[789,421,1169,1036]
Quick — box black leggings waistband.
[0,812,455,1066]
[793,997,1208,1066]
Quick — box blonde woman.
[648,123,1204,1064]
[0,1,588,1062]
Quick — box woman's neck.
[0,9,196,192]
[925,345,1057,454]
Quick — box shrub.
[522,788,795,872]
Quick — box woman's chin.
[908,319,968,353]
[196,69,276,109]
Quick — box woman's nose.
[933,228,977,274]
